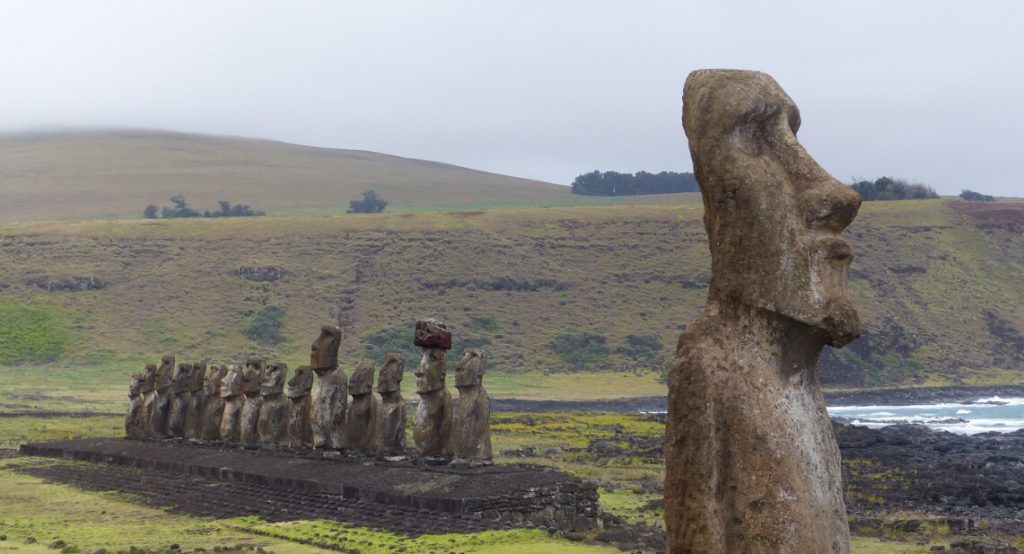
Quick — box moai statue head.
[415,348,447,394]
[454,349,487,388]
[155,355,175,391]
[204,364,227,397]
[377,353,405,394]
[262,363,287,397]
[189,363,207,394]
[129,373,145,399]
[173,363,193,395]
[310,325,342,372]
[682,69,862,347]
[349,361,376,396]
[243,364,263,397]
[140,364,157,394]
[287,365,314,399]
[220,366,243,399]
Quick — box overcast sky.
[1,1,1021,196]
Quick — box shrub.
[143,204,159,219]
[617,333,665,365]
[549,332,609,370]
[850,177,938,201]
[245,306,286,345]
[161,195,201,218]
[347,190,388,213]
[959,189,996,202]
[363,325,419,365]
[0,300,71,364]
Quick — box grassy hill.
[0,198,1022,404]
[0,129,583,221]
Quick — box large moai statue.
[310,325,347,450]
[219,365,245,444]
[166,363,193,438]
[412,319,453,457]
[200,364,228,442]
[137,364,157,438]
[452,349,492,461]
[285,365,315,448]
[125,372,146,438]
[257,362,289,445]
[665,69,861,553]
[149,355,176,438]
[239,359,265,448]
[377,353,407,456]
[183,362,207,440]
[344,361,379,452]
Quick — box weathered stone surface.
[219,366,244,444]
[149,355,175,438]
[200,364,227,442]
[286,365,314,448]
[310,325,347,450]
[239,360,264,448]
[183,363,206,440]
[166,363,193,438]
[344,361,378,451]
[137,363,157,438]
[23,275,107,292]
[665,69,861,553]
[377,353,407,456]
[453,349,492,461]
[413,347,452,457]
[257,362,288,445]
[414,319,452,350]
[125,372,146,438]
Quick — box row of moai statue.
[124,319,491,460]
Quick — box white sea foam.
[956,409,972,415]
[828,398,1024,435]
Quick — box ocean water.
[828,396,1024,435]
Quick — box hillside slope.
[0,130,571,221]
[0,199,1021,392]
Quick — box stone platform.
[19,438,601,532]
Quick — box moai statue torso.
[344,361,379,452]
[166,363,193,438]
[310,325,347,450]
[125,372,146,438]
[257,362,288,446]
[412,319,453,457]
[452,349,492,461]
[286,365,315,448]
[665,70,861,554]
[149,355,175,438]
[200,365,228,441]
[239,359,265,448]
[183,363,207,440]
[377,353,407,456]
[219,366,245,444]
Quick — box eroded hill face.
[0,199,1021,391]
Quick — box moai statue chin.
[219,365,244,444]
[149,355,175,438]
[258,362,289,446]
[452,349,492,461]
[344,361,379,452]
[200,364,228,442]
[183,363,207,441]
[665,69,861,554]
[166,363,193,438]
[376,353,407,456]
[412,319,453,458]
[239,359,265,448]
[310,325,347,450]
[125,372,146,439]
[285,365,315,448]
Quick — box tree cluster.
[850,177,938,201]
[959,189,996,202]
[347,190,388,213]
[144,196,265,219]
[571,170,700,196]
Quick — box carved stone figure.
[452,349,492,461]
[257,362,288,445]
[183,363,207,440]
[413,343,452,457]
[125,372,146,438]
[200,364,227,442]
[166,363,193,438]
[239,359,264,448]
[219,365,244,444]
[286,365,314,448]
[665,69,861,553]
[377,353,407,456]
[149,355,175,438]
[310,325,347,450]
[344,361,379,451]
[136,364,157,438]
